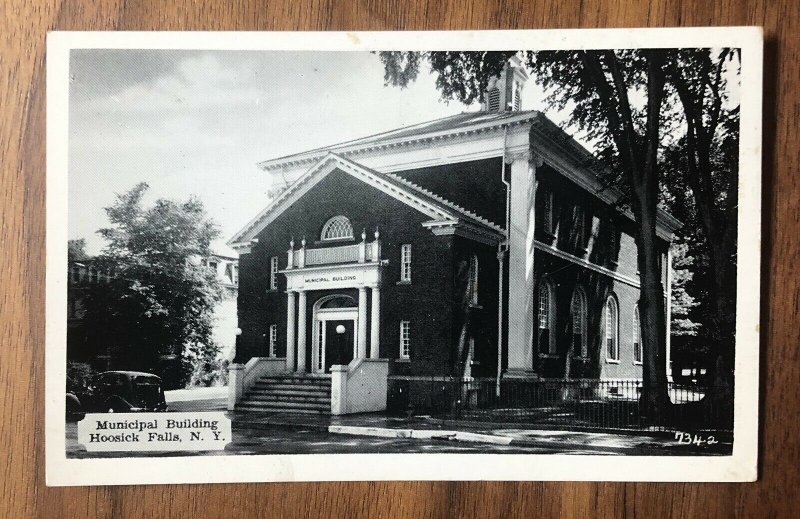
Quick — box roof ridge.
[385,173,504,232]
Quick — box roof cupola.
[482,55,529,113]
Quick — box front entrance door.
[324,320,354,372]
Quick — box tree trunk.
[583,49,673,423]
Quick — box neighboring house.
[228,57,680,414]
[67,260,113,367]
[201,251,239,361]
[67,252,239,369]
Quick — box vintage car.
[71,371,168,414]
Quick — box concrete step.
[236,404,331,414]
[253,383,332,392]
[236,399,330,411]
[244,393,330,404]
[250,387,330,398]
[256,376,331,385]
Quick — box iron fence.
[387,377,732,432]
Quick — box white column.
[286,291,296,372]
[357,287,368,359]
[506,150,539,378]
[370,286,381,358]
[296,290,307,373]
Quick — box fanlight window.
[320,215,354,241]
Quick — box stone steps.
[237,374,332,415]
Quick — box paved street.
[65,387,731,458]
[65,421,563,458]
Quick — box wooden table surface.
[1,1,797,517]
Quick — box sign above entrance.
[282,262,381,291]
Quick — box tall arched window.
[320,215,353,241]
[538,279,556,354]
[604,295,620,362]
[468,254,479,305]
[633,305,642,364]
[570,287,588,357]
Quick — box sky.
[68,50,550,257]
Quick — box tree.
[83,183,222,389]
[379,49,721,422]
[665,50,739,418]
[669,241,701,338]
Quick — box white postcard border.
[46,27,762,485]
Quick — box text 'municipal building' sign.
[77,412,232,452]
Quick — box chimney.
[482,55,529,113]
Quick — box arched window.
[468,254,479,305]
[570,287,587,357]
[320,215,353,241]
[633,305,642,364]
[538,278,556,354]
[604,295,620,362]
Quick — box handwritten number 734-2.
[674,432,718,446]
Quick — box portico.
[281,231,384,373]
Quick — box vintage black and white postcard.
[46,28,762,485]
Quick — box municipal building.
[226,58,680,415]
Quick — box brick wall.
[236,168,460,375]
[532,163,670,380]
[393,157,506,227]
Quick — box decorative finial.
[361,229,367,241]
[374,227,380,240]
[301,236,306,247]
[290,237,295,249]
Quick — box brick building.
[228,58,680,414]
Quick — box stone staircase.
[235,374,332,414]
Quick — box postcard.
[46,28,762,485]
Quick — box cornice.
[257,112,542,172]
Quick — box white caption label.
[77,412,231,452]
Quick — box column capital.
[508,149,544,167]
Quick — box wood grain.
[1,0,796,517]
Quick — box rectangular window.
[270,256,279,290]
[399,320,411,359]
[400,244,412,282]
[633,308,643,364]
[543,189,554,234]
[573,205,585,245]
[605,299,619,362]
[269,324,277,357]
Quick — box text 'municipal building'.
[227,58,680,415]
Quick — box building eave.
[530,117,682,240]
[256,111,543,172]
[228,153,464,249]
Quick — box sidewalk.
[229,411,732,455]
[165,386,227,411]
